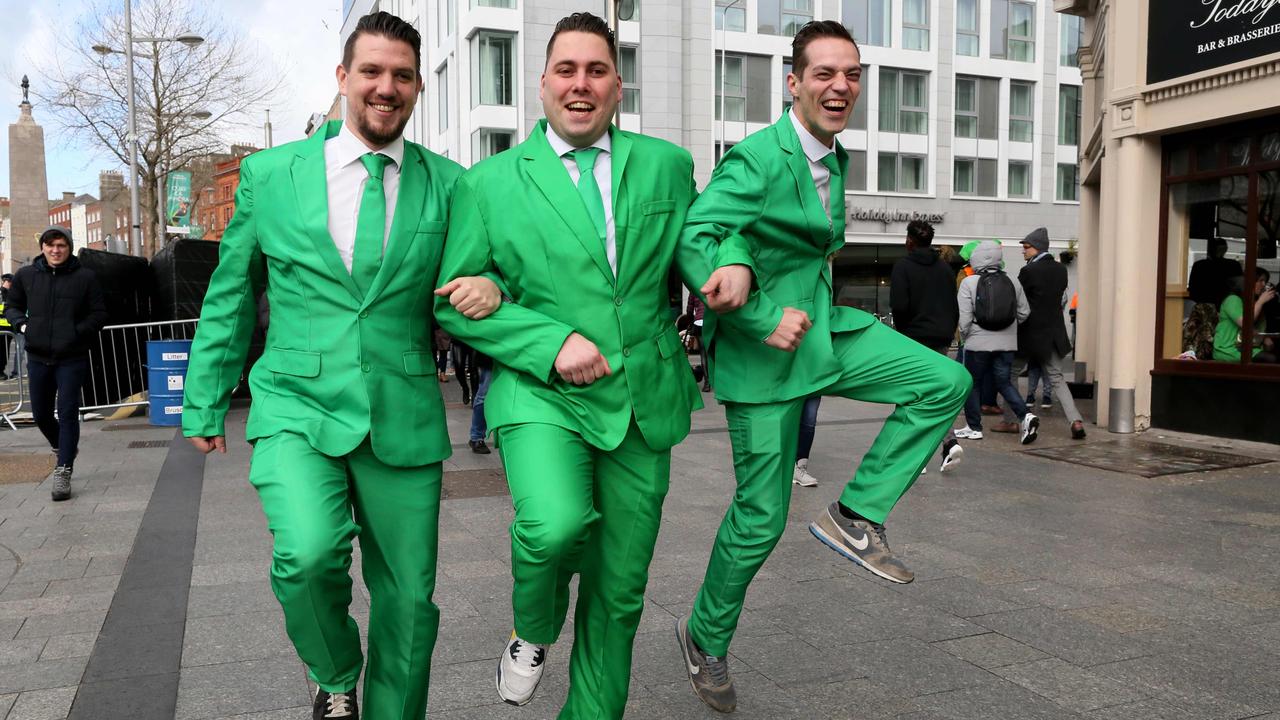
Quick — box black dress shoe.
[470,439,491,454]
[314,688,358,719]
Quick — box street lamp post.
[92,0,204,257]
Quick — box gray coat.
[958,243,1030,352]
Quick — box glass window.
[620,46,640,114]
[851,64,869,130]
[1009,161,1032,198]
[992,0,1035,61]
[472,128,515,161]
[843,0,889,47]
[1059,85,1081,146]
[716,0,746,32]
[956,0,980,57]
[759,0,813,36]
[903,0,930,51]
[1057,163,1079,202]
[1009,81,1034,143]
[879,152,927,194]
[848,150,867,192]
[472,32,514,107]
[955,77,977,138]
[782,59,793,113]
[437,64,449,132]
[1060,14,1083,67]
[954,158,975,194]
[473,0,515,7]
[880,68,928,135]
[716,54,745,121]
[955,157,997,196]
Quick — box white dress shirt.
[324,123,405,272]
[790,110,838,221]
[545,125,616,274]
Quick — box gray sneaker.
[50,466,72,502]
[809,503,913,583]
[675,617,736,713]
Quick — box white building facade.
[340,0,1082,317]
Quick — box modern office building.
[339,0,1082,316]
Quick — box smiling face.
[541,30,621,148]
[788,37,861,147]
[41,235,71,267]
[337,33,423,149]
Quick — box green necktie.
[820,153,845,234]
[352,152,392,296]
[571,147,607,243]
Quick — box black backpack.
[973,269,1018,331]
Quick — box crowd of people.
[1182,237,1277,363]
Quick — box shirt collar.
[546,124,611,158]
[790,110,835,164]
[331,122,405,170]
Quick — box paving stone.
[70,673,179,720]
[8,559,90,585]
[38,631,96,660]
[7,686,76,720]
[190,562,267,587]
[43,573,121,597]
[1066,603,1171,634]
[1091,652,1269,719]
[0,657,88,693]
[0,637,45,666]
[15,609,105,639]
[175,657,310,720]
[82,620,184,682]
[994,657,1151,712]
[832,637,991,698]
[931,631,1050,669]
[83,554,128,577]
[186,580,281,619]
[182,611,294,667]
[0,582,49,602]
[893,575,1038,618]
[973,607,1154,667]
[909,678,1086,720]
[0,694,15,717]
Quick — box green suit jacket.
[182,120,465,467]
[435,122,729,452]
[680,111,878,405]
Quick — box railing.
[0,330,24,431]
[81,319,199,414]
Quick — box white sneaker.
[1019,413,1040,445]
[940,440,963,473]
[953,427,983,440]
[496,631,548,706]
[793,459,819,487]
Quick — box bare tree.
[33,0,283,256]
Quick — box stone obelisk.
[8,76,50,267]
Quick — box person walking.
[4,227,108,501]
[469,350,493,453]
[674,21,971,713]
[1017,227,1087,439]
[181,13,499,719]
[0,273,13,379]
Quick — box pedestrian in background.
[0,273,14,379]
[469,350,492,454]
[1017,227,1087,439]
[3,227,108,501]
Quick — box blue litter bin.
[147,339,193,426]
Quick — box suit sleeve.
[433,176,575,384]
[182,160,267,437]
[677,147,784,342]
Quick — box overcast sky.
[0,0,345,198]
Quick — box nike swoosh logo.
[687,659,700,676]
[848,530,870,551]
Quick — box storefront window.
[1159,122,1280,375]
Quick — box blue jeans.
[470,366,492,442]
[1027,359,1053,401]
[962,350,1028,431]
[795,395,821,461]
[27,355,89,468]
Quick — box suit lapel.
[609,126,632,283]
[522,123,613,283]
[777,115,834,248]
[363,144,426,304]
[291,121,361,303]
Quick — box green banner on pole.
[166,170,193,233]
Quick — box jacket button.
[622,347,631,357]
[359,310,369,319]
[361,362,371,373]
[614,296,623,306]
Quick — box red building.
[198,145,257,242]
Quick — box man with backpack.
[954,241,1038,444]
[1017,227,1087,440]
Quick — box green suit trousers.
[499,421,670,720]
[689,321,971,655]
[249,432,442,720]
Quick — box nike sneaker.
[496,631,548,706]
[675,616,736,713]
[809,502,913,583]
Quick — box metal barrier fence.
[0,330,24,431]
[80,319,199,414]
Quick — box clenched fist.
[764,307,811,352]
[554,332,612,385]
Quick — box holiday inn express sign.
[1148,0,1280,84]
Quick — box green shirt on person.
[1213,294,1265,362]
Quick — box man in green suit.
[183,13,498,720]
[674,21,972,713]
[432,13,749,719]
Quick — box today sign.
[1148,0,1280,84]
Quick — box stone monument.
[8,76,50,267]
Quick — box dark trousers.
[962,350,1028,431]
[795,395,821,461]
[28,356,89,467]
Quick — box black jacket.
[4,256,109,362]
[1017,253,1073,361]
[889,247,960,348]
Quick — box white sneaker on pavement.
[793,459,819,487]
[496,631,548,706]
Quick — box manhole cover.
[442,468,509,500]
[127,440,171,449]
[1024,440,1271,477]
[0,453,54,484]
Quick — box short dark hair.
[1259,267,1271,282]
[791,20,859,79]
[907,220,935,246]
[546,12,617,67]
[343,11,422,78]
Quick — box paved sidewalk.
[2,392,1279,719]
